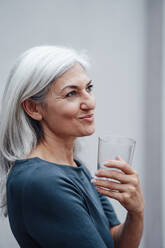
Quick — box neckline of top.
[14,157,84,170]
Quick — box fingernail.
[103,161,109,165]
[91,179,96,184]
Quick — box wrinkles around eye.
[65,85,94,98]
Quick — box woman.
[0,46,144,248]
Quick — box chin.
[81,126,95,137]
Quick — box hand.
[91,156,144,215]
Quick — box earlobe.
[22,99,43,121]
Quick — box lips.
[79,114,94,119]
[79,114,94,123]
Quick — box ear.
[22,99,43,121]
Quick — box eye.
[86,84,94,92]
[65,90,77,98]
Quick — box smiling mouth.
[79,114,94,122]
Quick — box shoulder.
[16,160,85,215]
[7,157,85,207]
[7,157,68,194]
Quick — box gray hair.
[0,45,90,217]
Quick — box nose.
[80,92,96,110]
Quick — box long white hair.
[0,45,89,217]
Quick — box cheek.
[56,102,79,119]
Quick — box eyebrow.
[60,80,93,93]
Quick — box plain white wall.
[143,0,164,247]
[162,0,165,247]
[0,1,146,247]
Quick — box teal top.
[7,157,120,248]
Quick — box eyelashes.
[65,84,94,98]
[87,84,94,91]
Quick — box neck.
[28,132,77,166]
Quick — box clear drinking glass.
[96,134,136,180]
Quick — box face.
[40,63,96,140]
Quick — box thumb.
[116,155,125,162]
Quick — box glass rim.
[98,134,136,145]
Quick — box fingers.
[103,158,133,175]
[95,165,140,187]
[93,178,138,206]
[96,182,144,214]
[96,156,139,185]
[92,178,136,193]
[96,186,124,202]
[116,155,125,162]
[96,185,139,206]
[95,169,133,184]
[92,157,144,213]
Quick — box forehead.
[53,63,89,92]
